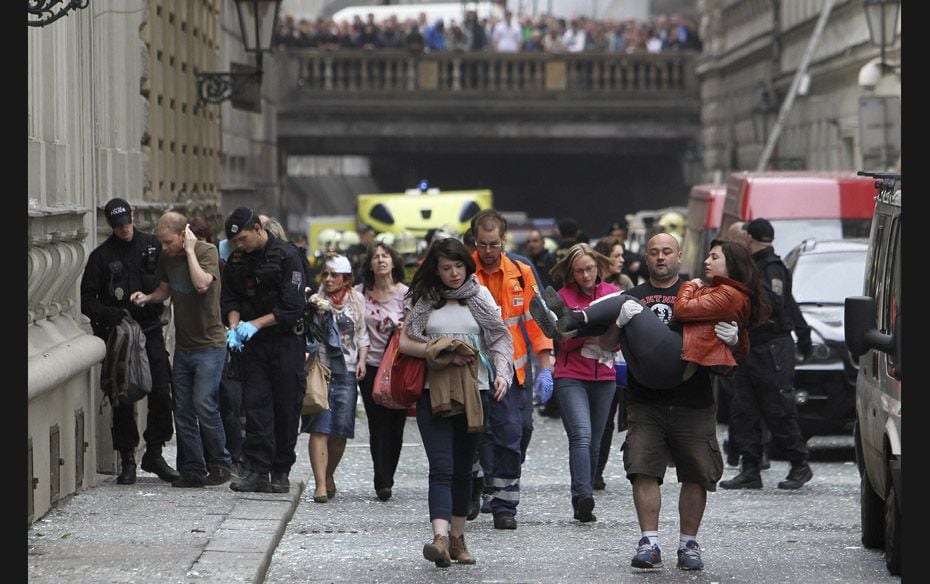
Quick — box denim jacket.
[306,308,348,376]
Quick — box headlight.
[795,330,839,365]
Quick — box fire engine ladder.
[757,0,836,171]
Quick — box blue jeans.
[555,377,616,499]
[416,389,481,521]
[173,347,231,475]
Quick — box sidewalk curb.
[191,479,306,583]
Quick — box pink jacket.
[552,281,621,381]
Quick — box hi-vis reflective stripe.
[490,477,518,488]
[488,489,520,502]
[513,354,527,369]
[504,315,523,327]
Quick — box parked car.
[844,172,901,576]
[784,238,868,437]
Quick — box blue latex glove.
[226,328,243,352]
[237,321,259,341]
[534,368,554,404]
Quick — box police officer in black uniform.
[720,218,815,490]
[221,207,307,493]
[80,198,180,485]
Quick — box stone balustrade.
[280,49,698,100]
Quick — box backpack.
[100,311,152,406]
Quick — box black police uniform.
[221,233,307,480]
[727,246,812,473]
[80,230,175,457]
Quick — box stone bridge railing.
[277,49,698,100]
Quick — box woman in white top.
[354,242,410,502]
[400,238,512,568]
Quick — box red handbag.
[373,333,410,410]
[390,344,426,407]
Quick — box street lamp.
[27,0,91,27]
[195,0,282,109]
[863,0,900,71]
[751,85,778,144]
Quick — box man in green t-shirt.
[132,211,233,488]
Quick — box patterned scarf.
[405,274,491,340]
[405,274,513,385]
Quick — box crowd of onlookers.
[274,9,702,54]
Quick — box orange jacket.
[674,277,752,372]
[473,253,553,385]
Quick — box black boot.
[230,470,272,493]
[141,444,180,483]
[117,451,136,485]
[777,462,813,490]
[569,292,632,337]
[719,462,762,489]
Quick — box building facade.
[27,0,277,524]
[696,0,901,181]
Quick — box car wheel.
[884,474,901,575]
[860,470,884,549]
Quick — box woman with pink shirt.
[548,243,620,523]
[354,242,409,502]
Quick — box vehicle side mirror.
[844,295,895,358]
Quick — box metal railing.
[279,49,698,99]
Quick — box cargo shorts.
[622,401,724,492]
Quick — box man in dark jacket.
[80,198,180,485]
[221,207,308,493]
[720,218,814,491]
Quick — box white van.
[843,171,901,576]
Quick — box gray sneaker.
[631,536,662,569]
[677,540,704,571]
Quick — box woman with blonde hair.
[546,243,621,522]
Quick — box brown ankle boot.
[422,534,451,568]
[449,534,476,564]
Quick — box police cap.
[104,198,132,228]
[225,207,257,240]
[746,218,775,243]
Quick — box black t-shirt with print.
[625,278,713,409]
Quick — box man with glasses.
[220,207,308,493]
[469,209,554,530]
